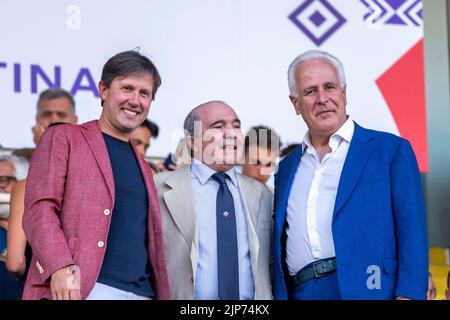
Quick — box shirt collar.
[190,158,238,187]
[301,116,354,154]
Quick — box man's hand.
[31,124,46,145]
[50,264,81,300]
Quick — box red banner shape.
[376,39,428,172]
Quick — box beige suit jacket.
[154,165,273,300]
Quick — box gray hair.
[183,108,201,137]
[287,50,346,97]
[37,88,76,113]
[0,154,29,180]
[183,100,228,137]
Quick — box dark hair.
[140,119,159,138]
[37,88,75,113]
[279,143,301,158]
[12,148,35,163]
[100,50,161,102]
[244,125,281,155]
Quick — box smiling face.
[98,73,154,141]
[289,59,347,141]
[191,102,244,172]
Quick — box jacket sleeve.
[391,139,428,300]
[23,125,75,284]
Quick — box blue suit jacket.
[273,122,428,300]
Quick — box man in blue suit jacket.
[273,50,428,300]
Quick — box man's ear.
[98,81,108,102]
[342,85,347,105]
[289,95,301,115]
[186,135,197,155]
[70,114,78,124]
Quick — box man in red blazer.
[22,50,170,300]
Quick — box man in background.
[130,119,160,174]
[241,125,280,191]
[130,119,159,158]
[32,88,78,145]
[0,155,21,299]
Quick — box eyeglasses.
[0,176,17,188]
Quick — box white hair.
[287,50,346,97]
[0,154,29,180]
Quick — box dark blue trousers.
[291,271,341,300]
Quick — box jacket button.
[97,241,104,248]
[104,209,111,216]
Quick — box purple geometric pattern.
[362,0,388,21]
[405,0,422,26]
[360,0,422,26]
[387,0,406,10]
[288,0,346,46]
[310,11,326,27]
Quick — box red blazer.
[22,120,170,300]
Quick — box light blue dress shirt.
[190,159,254,300]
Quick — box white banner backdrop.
[0,0,424,166]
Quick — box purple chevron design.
[288,0,346,46]
[360,0,422,27]
[405,0,422,26]
[361,0,388,21]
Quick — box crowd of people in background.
[0,49,445,300]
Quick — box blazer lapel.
[236,173,259,227]
[236,173,260,280]
[274,146,302,235]
[162,167,198,275]
[333,122,374,218]
[80,120,115,200]
[131,143,161,230]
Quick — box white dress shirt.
[286,118,354,275]
[190,159,254,299]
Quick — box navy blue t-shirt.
[98,133,155,298]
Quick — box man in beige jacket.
[154,101,273,300]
